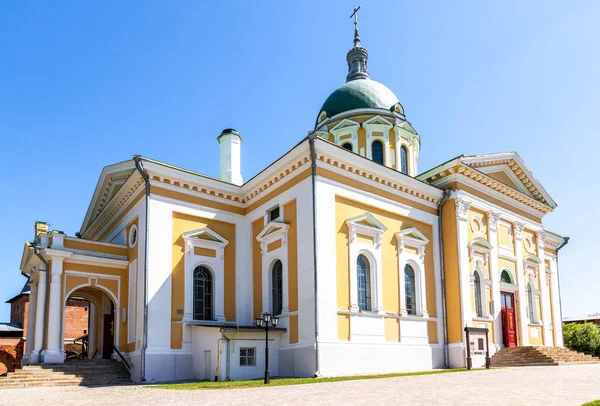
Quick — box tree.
[563,323,600,357]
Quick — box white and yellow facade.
[16,24,567,382]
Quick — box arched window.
[500,270,512,284]
[400,145,408,174]
[357,255,371,311]
[342,143,353,152]
[404,264,417,315]
[474,272,483,317]
[527,284,535,322]
[193,266,213,320]
[372,140,384,165]
[271,260,283,316]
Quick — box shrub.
[563,322,600,357]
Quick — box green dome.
[317,79,401,126]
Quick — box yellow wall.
[171,212,236,349]
[334,196,436,316]
[284,200,298,313]
[337,314,350,341]
[466,207,488,241]
[442,199,462,343]
[498,223,513,251]
[428,320,438,344]
[528,325,543,345]
[252,219,263,319]
[384,318,400,342]
[289,315,298,344]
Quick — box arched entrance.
[62,285,117,360]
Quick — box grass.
[582,401,600,406]
[150,368,468,390]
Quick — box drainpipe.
[308,133,320,377]
[555,236,569,338]
[437,189,452,368]
[221,331,231,381]
[33,246,49,361]
[133,155,150,382]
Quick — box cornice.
[422,164,552,214]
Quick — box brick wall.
[64,298,89,339]
[9,296,28,336]
[9,296,89,339]
[0,338,24,375]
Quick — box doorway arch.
[62,284,119,360]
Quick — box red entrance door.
[501,292,517,347]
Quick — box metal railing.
[113,346,131,371]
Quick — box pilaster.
[549,256,563,346]
[536,231,552,345]
[486,210,503,348]
[22,281,38,365]
[42,251,71,363]
[31,269,47,364]
[455,196,473,331]
[513,222,528,346]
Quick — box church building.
[16,19,567,382]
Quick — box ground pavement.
[3,364,600,405]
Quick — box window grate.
[404,265,416,315]
[357,255,371,311]
[272,260,283,315]
[193,266,213,320]
[240,347,256,366]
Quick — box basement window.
[240,347,256,366]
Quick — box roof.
[563,316,600,323]
[0,323,23,333]
[317,79,401,126]
[5,280,30,303]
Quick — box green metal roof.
[317,79,401,127]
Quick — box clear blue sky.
[1,1,598,321]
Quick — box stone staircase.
[490,346,600,367]
[0,359,131,388]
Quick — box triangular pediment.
[460,152,556,208]
[397,227,429,245]
[331,118,360,132]
[80,160,137,235]
[183,227,229,246]
[363,115,393,127]
[256,221,290,242]
[346,213,387,233]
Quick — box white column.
[487,211,503,349]
[513,222,529,346]
[549,256,563,347]
[22,281,38,365]
[455,197,472,331]
[42,256,66,363]
[31,269,47,364]
[88,304,96,359]
[537,231,552,346]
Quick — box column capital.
[455,198,471,221]
[486,211,501,232]
[536,230,546,248]
[512,222,525,241]
[45,248,73,261]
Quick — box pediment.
[80,161,136,235]
[331,118,360,132]
[363,115,393,127]
[256,221,290,242]
[460,152,556,208]
[346,213,387,233]
[397,120,417,135]
[469,237,493,252]
[396,227,429,245]
[183,227,229,246]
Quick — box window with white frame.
[271,260,283,316]
[404,264,417,315]
[193,266,213,320]
[268,206,281,222]
[396,228,429,317]
[357,254,372,311]
[239,347,256,366]
[473,272,483,317]
[346,214,386,314]
[400,145,408,174]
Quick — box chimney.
[34,221,49,238]
[217,128,243,186]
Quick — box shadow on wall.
[0,339,24,375]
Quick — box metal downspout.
[308,133,320,377]
[33,246,49,360]
[437,189,452,368]
[555,236,570,335]
[221,331,231,381]
[134,155,150,382]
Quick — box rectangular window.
[268,206,280,222]
[240,347,256,366]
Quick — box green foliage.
[150,368,468,390]
[563,322,600,357]
[582,400,600,406]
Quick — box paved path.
[3,364,600,405]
